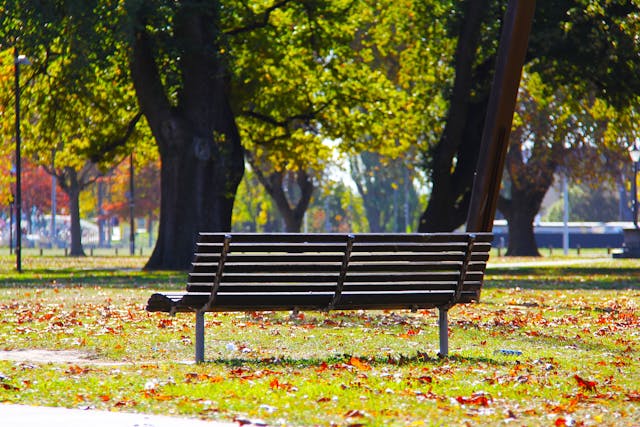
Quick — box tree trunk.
[418,99,488,231]
[146,138,243,269]
[61,168,85,257]
[498,143,558,257]
[418,0,492,232]
[97,180,106,247]
[131,5,244,270]
[251,166,314,233]
[501,198,540,256]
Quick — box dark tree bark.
[130,4,244,270]
[249,161,314,232]
[500,196,541,256]
[497,122,562,256]
[65,174,84,257]
[418,0,492,232]
[56,165,98,257]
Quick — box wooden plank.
[200,243,348,253]
[193,255,344,265]
[198,233,350,244]
[197,232,493,244]
[188,270,485,284]
[189,273,340,283]
[192,252,489,265]
[147,285,483,313]
[191,261,480,274]
[186,279,485,294]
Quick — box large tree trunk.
[504,209,538,256]
[498,126,560,256]
[131,4,244,270]
[59,168,85,257]
[499,193,541,256]
[418,0,492,232]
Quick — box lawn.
[0,251,638,426]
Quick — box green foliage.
[232,166,274,232]
[543,182,620,222]
[351,151,422,232]
[529,0,640,109]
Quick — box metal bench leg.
[438,307,449,357]
[195,311,205,363]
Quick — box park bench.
[146,232,493,362]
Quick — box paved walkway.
[0,404,239,427]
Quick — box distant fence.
[492,220,626,249]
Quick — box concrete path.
[0,404,240,427]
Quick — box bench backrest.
[186,232,492,312]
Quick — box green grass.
[0,252,638,426]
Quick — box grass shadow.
[0,269,186,289]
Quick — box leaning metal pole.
[466,0,536,232]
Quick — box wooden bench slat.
[149,290,457,313]
[147,286,483,313]
[195,241,491,254]
[208,281,465,290]
[188,270,483,284]
[191,261,487,274]
[185,277,486,293]
[196,232,493,245]
[192,252,489,265]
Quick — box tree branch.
[89,112,143,163]
[224,0,292,36]
[129,7,172,129]
[240,99,334,129]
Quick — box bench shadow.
[200,352,513,368]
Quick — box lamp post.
[9,198,14,255]
[14,48,31,273]
[630,146,640,229]
[629,144,640,228]
[129,153,135,256]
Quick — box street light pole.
[14,49,31,273]
[129,153,135,255]
[629,145,640,229]
[9,198,14,255]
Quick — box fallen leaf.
[1,383,19,391]
[316,362,329,372]
[269,378,295,391]
[456,392,492,406]
[626,392,640,402]
[344,409,366,418]
[555,416,568,426]
[66,365,90,375]
[574,374,597,392]
[417,376,432,384]
[349,357,371,371]
[185,372,223,383]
